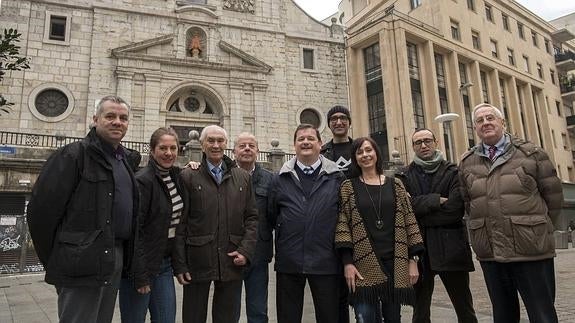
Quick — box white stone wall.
[0,0,348,152]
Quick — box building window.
[302,48,315,70]
[485,3,493,22]
[531,31,538,47]
[472,30,481,50]
[467,0,475,11]
[407,42,425,129]
[480,71,489,103]
[450,20,461,41]
[490,39,498,58]
[459,63,475,148]
[502,14,509,31]
[556,101,562,116]
[28,83,75,122]
[299,108,321,128]
[410,0,422,10]
[507,48,515,65]
[499,78,512,132]
[550,69,556,85]
[544,39,551,54]
[435,53,454,161]
[518,22,525,39]
[562,133,568,150]
[43,11,71,45]
[536,63,543,79]
[523,55,530,73]
[364,43,388,161]
[552,130,556,148]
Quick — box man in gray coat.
[459,103,563,323]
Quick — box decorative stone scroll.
[223,0,255,14]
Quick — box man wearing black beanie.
[321,105,353,178]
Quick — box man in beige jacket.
[459,103,563,323]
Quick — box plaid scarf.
[335,177,423,305]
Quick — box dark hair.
[350,137,384,177]
[293,124,321,143]
[412,128,436,142]
[149,127,179,151]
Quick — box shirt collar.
[482,134,508,155]
[206,160,224,172]
[296,158,321,172]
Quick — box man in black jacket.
[27,95,140,323]
[233,132,273,323]
[321,105,353,177]
[398,128,477,323]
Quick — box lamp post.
[434,113,460,162]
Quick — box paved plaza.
[2,246,575,322]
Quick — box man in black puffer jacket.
[398,128,477,323]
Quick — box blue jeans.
[233,262,270,323]
[353,259,400,323]
[119,257,176,323]
[480,259,558,323]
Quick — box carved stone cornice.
[223,0,255,14]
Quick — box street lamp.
[434,113,460,162]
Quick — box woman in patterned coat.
[335,137,424,323]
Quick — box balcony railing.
[555,50,575,63]
[567,115,575,127]
[561,83,575,94]
[0,131,295,163]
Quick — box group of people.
[26,95,562,323]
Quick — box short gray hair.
[200,125,228,142]
[95,95,130,117]
[471,103,504,123]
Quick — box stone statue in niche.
[189,33,202,58]
[223,0,255,14]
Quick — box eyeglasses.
[329,115,349,123]
[413,138,435,147]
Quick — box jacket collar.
[279,155,340,176]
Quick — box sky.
[293,0,575,22]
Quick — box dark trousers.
[480,259,558,323]
[276,272,340,323]
[56,243,123,323]
[234,262,270,323]
[182,280,242,323]
[338,275,350,323]
[412,268,477,323]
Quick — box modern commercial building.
[340,0,575,181]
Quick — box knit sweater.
[335,177,424,305]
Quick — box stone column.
[267,139,285,172]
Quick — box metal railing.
[0,131,296,164]
[555,50,575,63]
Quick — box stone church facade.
[0,0,348,151]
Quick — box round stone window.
[28,83,75,122]
[299,108,321,128]
[34,89,69,118]
[184,97,200,112]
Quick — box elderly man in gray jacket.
[459,103,563,323]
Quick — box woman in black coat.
[119,127,184,323]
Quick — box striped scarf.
[158,171,183,238]
[335,177,423,305]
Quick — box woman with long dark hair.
[119,127,183,323]
[335,137,424,323]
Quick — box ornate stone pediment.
[223,0,255,14]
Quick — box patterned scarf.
[335,177,423,305]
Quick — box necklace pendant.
[376,219,384,230]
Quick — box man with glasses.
[459,103,562,323]
[398,129,477,323]
[321,105,353,178]
[320,105,353,322]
